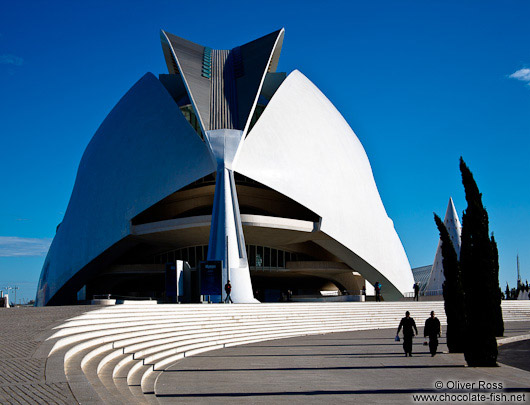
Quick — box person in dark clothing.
[413,283,420,301]
[397,311,418,356]
[424,311,441,356]
[224,280,233,303]
[374,282,382,302]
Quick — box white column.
[205,129,258,303]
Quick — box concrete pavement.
[1,305,528,404]
[499,339,530,373]
[0,306,96,405]
[156,321,530,404]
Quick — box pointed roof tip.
[444,196,462,229]
[263,27,284,36]
[259,28,284,43]
[160,28,284,53]
[160,29,168,42]
[241,28,284,47]
[445,197,457,214]
[160,29,171,37]
[447,197,457,211]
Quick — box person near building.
[224,280,233,303]
[374,282,382,302]
[424,311,441,356]
[397,311,418,356]
[413,283,420,301]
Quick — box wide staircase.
[45,301,530,404]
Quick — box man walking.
[424,311,441,356]
[224,280,233,303]
[397,311,418,356]
[413,283,420,301]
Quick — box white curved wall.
[235,70,414,297]
[36,73,216,306]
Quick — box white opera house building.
[36,29,414,306]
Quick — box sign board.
[200,261,222,296]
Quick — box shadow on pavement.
[156,387,530,398]
[166,364,466,373]
[196,352,444,358]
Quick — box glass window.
[278,250,284,268]
[189,247,196,268]
[249,245,256,267]
[271,248,277,268]
[180,106,204,140]
[264,247,270,267]
[256,246,263,268]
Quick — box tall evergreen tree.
[459,157,502,367]
[434,213,466,352]
[490,235,504,336]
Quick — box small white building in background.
[425,198,462,295]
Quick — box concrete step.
[81,345,125,405]
[45,300,530,404]
[64,342,107,404]
[51,307,448,342]
[97,352,136,405]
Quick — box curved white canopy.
[235,70,414,298]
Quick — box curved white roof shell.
[236,70,414,298]
[36,73,216,306]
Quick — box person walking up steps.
[424,311,441,356]
[224,280,233,303]
[397,311,418,356]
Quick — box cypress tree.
[459,157,502,366]
[490,235,504,336]
[434,213,466,352]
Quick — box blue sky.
[1,0,529,303]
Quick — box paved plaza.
[155,321,530,404]
[0,306,94,404]
[1,306,529,404]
